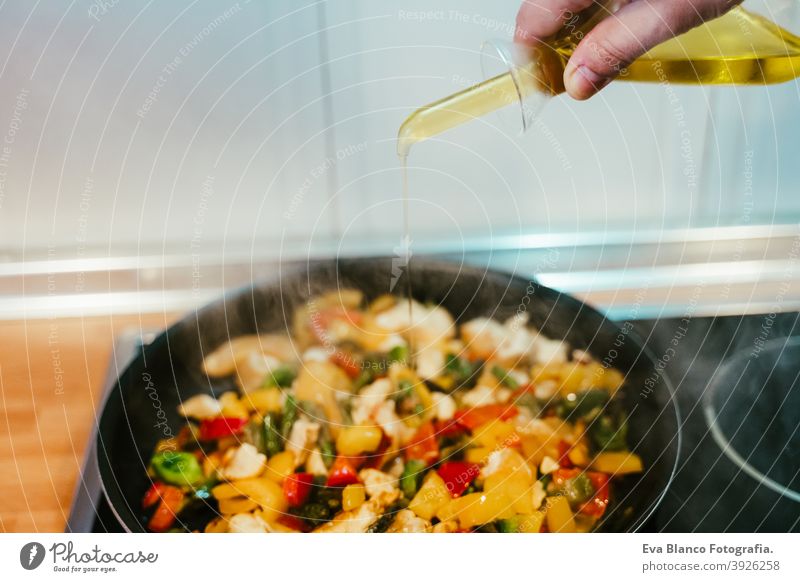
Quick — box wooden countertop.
[0,314,174,532]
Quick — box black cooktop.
[67,313,800,533]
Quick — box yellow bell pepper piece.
[265,450,296,483]
[218,391,249,418]
[437,490,516,529]
[217,497,259,514]
[465,447,493,464]
[409,472,451,520]
[244,387,283,413]
[471,419,517,449]
[212,478,287,522]
[342,484,366,511]
[483,469,535,515]
[336,425,383,456]
[516,512,546,532]
[591,451,643,474]
[545,495,576,533]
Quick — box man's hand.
[515,0,740,100]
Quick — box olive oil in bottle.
[397,6,800,157]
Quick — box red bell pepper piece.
[580,471,611,518]
[326,456,360,487]
[198,416,247,440]
[277,513,310,532]
[147,485,184,533]
[434,418,464,439]
[404,421,440,464]
[453,404,519,431]
[329,350,361,379]
[551,467,582,485]
[557,440,574,468]
[142,481,167,509]
[437,462,480,498]
[283,472,315,507]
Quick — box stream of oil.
[400,156,414,364]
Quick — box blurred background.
[0,0,798,318]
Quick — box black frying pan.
[96,257,681,532]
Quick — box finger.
[563,0,740,100]
[514,0,597,43]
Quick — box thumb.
[563,0,740,100]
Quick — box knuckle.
[582,33,632,74]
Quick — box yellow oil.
[397,7,800,157]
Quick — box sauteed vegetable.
[142,290,643,533]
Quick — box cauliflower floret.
[314,499,383,533]
[378,334,407,352]
[416,346,445,380]
[540,455,560,475]
[431,392,456,421]
[464,315,565,363]
[302,347,331,362]
[386,509,432,533]
[306,447,328,476]
[286,418,320,467]
[375,300,455,345]
[536,337,568,365]
[359,469,400,505]
[227,513,268,533]
[373,400,414,443]
[177,394,223,420]
[222,443,266,480]
[351,378,393,425]
[461,384,498,408]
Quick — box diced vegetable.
[552,468,595,507]
[342,484,366,511]
[445,354,480,387]
[336,425,383,456]
[545,495,576,533]
[147,484,185,533]
[580,471,611,518]
[330,350,361,380]
[554,389,609,419]
[265,451,296,483]
[437,462,479,498]
[245,387,284,413]
[198,417,248,441]
[212,478,286,522]
[388,345,409,364]
[409,472,451,520]
[399,459,427,499]
[470,419,519,449]
[590,413,628,451]
[497,512,545,533]
[483,469,535,514]
[150,451,204,487]
[437,489,515,528]
[326,457,360,487]
[280,394,298,440]
[263,413,283,457]
[404,421,440,464]
[491,365,520,389]
[263,365,296,388]
[590,451,643,475]
[454,404,518,432]
[284,472,315,506]
[143,482,168,509]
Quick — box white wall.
[0,0,798,260]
